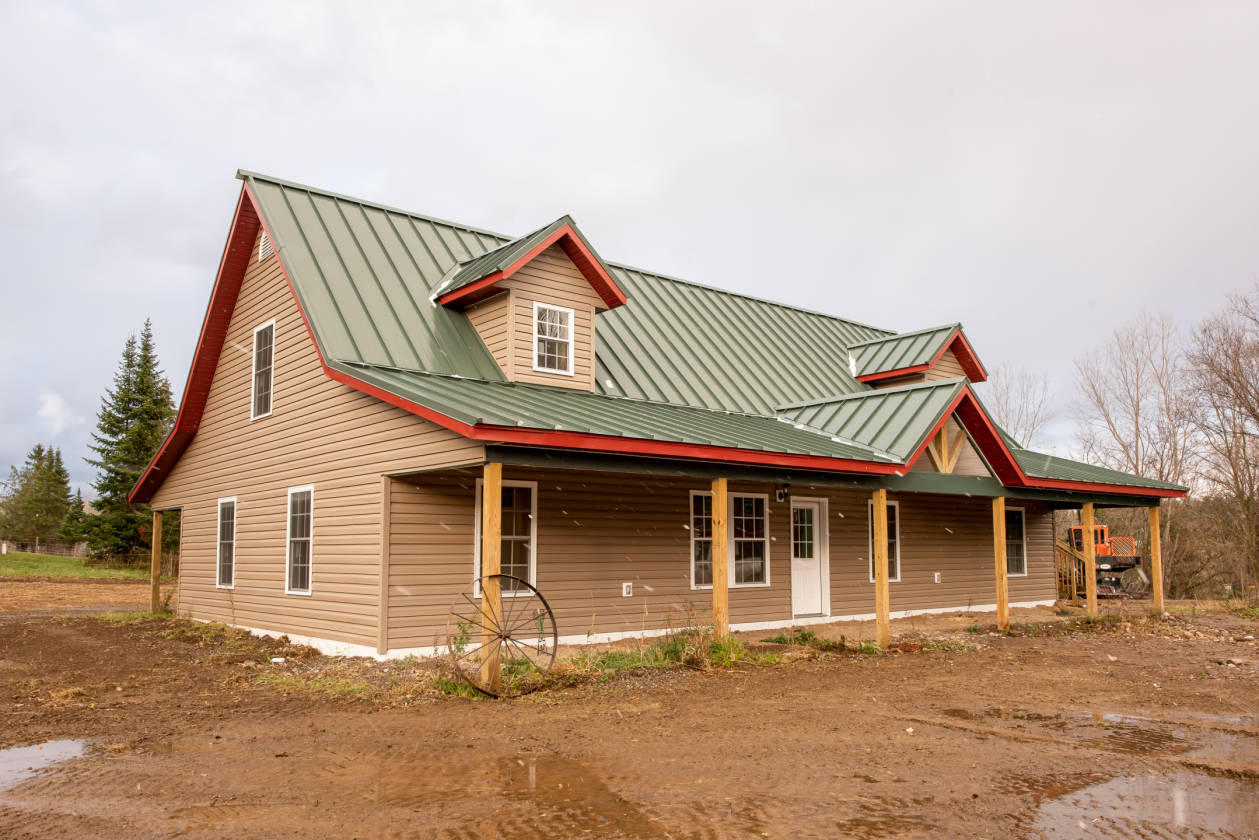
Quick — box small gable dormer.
[848,324,987,389]
[437,217,626,392]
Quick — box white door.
[791,499,826,616]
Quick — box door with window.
[791,499,827,616]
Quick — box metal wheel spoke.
[462,591,502,634]
[445,574,556,697]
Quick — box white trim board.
[194,599,1057,661]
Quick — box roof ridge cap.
[776,377,967,411]
[847,323,961,349]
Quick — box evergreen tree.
[60,488,88,542]
[0,445,73,544]
[85,319,175,556]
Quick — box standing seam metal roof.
[849,324,960,378]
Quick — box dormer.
[436,216,626,392]
[848,324,987,389]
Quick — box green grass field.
[0,551,148,580]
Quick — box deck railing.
[1054,540,1088,604]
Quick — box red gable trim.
[856,327,988,384]
[129,188,260,504]
[436,223,628,310]
[902,386,1185,498]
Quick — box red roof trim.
[129,188,260,504]
[856,326,988,384]
[857,364,932,384]
[436,223,628,310]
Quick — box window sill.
[215,583,235,590]
[249,411,273,422]
[532,365,575,377]
[284,589,312,597]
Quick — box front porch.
[375,449,1147,658]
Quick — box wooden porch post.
[992,497,1010,631]
[711,477,729,638]
[480,462,503,693]
[150,510,163,613]
[1081,502,1098,618]
[872,488,890,648]
[1149,505,1164,615]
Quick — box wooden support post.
[1149,505,1164,615]
[711,477,729,638]
[992,497,1010,631]
[378,476,392,655]
[1082,502,1098,618]
[872,488,891,648]
[150,510,163,614]
[480,462,503,693]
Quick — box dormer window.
[533,302,574,375]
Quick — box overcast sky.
[2,1,1257,495]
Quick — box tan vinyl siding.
[924,347,966,381]
[466,292,513,377]
[151,228,484,649]
[500,245,600,391]
[384,468,1056,649]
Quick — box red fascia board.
[943,330,987,383]
[129,187,260,504]
[437,224,627,310]
[857,364,932,384]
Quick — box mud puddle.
[315,746,700,838]
[1076,712,1258,762]
[0,740,87,792]
[1028,770,1259,839]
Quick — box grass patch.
[923,640,971,652]
[1235,605,1259,620]
[96,610,164,623]
[761,627,844,652]
[966,623,981,633]
[434,677,482,698]
[563,627,755,678]
[0,551,148,580]
[853,641,883,655]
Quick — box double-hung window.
[216,498,236,588]
[1005,508,1027,576]
[474,480,537,596]
[690,491,770,588]
[286,486,313,595]
[868,499,901,582]
[533,302,574,375]
[251,320,275,419]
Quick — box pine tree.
[85,319,175,556]
[60,488,88,542]
[0,445,73,545]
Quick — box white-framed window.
[285,486,313,595]
[689,491,713,588]
[474,479,538,597]
[216,497,236,589]
[689,491,771,589]
[867,499,901,583]
[1005,507,1027,577]
[532,302,574,375]
[251,319,275,420]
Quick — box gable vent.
[258,232,274,262]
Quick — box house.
[130,171,1186,661]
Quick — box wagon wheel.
[443,574,557,698]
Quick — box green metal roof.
[242,170,892,416]
[1011,448,1185,492]
[238,170,1183,496]
[848,324,960,378]
[778,379,966,461]
[332,361,893,462]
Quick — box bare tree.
[1073,313,1196,485]
[984,363,1052,448]
[1072,313,1197,596]
[1188,284,1259,587]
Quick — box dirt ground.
[0,585,1256,839]
[0,577,153,617]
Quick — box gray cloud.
[2,1,1257,493]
